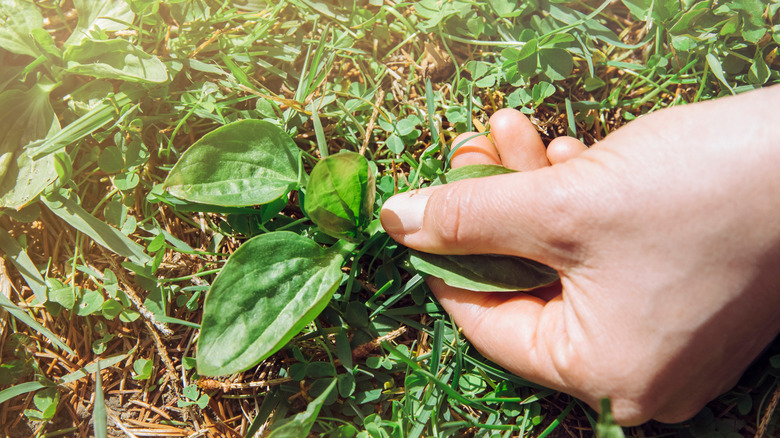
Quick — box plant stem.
[331,240,359,259]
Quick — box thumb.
[380,167,583,268]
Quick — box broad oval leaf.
[409,250,559,292]
[0,0,44,57]
[64,39,168,84]
[197,232,344,376]
[304,150,375,241]
[0,84,60,209]
[65,0,135,47]
[163,120,301,207]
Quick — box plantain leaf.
[164,120,301,207]
[197,232,344,376]
[0,84,60,209]
[0,0,44,58]
[65,0,134,46]
[64,39,168,84]
[409,250,558,292]
[304,150,375,241]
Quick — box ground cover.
[1,0,780,437]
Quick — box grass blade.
[425,78,439,149]
[0,226,47,302]
[94,360,107,438]
[60,352,131,384]
[0,293,75,355]
[42,190,150,265]
[30,91,134,159]
[0,381,46,405]
[310,102,328,158]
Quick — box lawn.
[1,0,780,437]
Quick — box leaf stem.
[330,240,359,259]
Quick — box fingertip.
[547,136,588,164]
[489,108,550,171]
[450,132,501,168]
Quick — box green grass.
[1,0,780,437]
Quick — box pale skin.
[380,84,780,425]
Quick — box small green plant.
[23,387,59,422]
[177,384,209,410]
[132,358,154,381]
[162,120,558,376]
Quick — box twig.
[360,88,386,156]
[91,255,174,338]
[109,410,141,438]
[756,383,780,438]
[128,288,175,338]
[352,326,407,360]
[197,377,293,391]
[146,320,178,386]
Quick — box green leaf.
[0,227,47,302]
[197,232,344,376]
[0,0,44,57]
[0,293,75,355]
[66,0,135,46]
[164,120,301,207]
[748,50,770,85]
[488,0,523,18]
[94,361,107,438]
[132,358,153,380]
[75,289,104,316]
[31,91,135,160]
[539,48,573,81]
[596,398,625,438]
[304,151,375,242]
[101,299,123,320]
[532,81,556,105]
[385,134,405,154]
[409,250,558,292]
[267,379,337,438]
[64,39,168,83]
[33,387,59,419]
[41,189,150,265]
[706,53,735,95]
[620,0,653,21]
[0,84,60,209]
[97,146,124,173]
[59,351,130,384]
[0,381,46,405]
[49,282,76,310]
[441,164,516,184]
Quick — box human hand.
[380,85,780,425]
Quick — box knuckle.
[428,182,478,248]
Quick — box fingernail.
[381,191,430,235]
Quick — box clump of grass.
[1,1,779,437]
